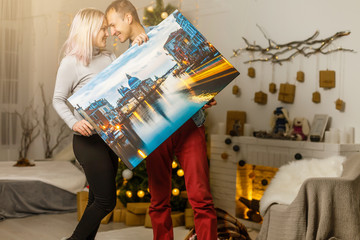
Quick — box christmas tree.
[116,157,187,212]
[143,0,176,26]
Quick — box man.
[106,1,218,239]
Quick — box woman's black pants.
[70,134,118,240]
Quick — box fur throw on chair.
[259,155,345,215]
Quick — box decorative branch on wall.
[232,25,354,65]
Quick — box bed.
[0,160,86,220]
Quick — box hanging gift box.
[248,67,256,78]
[232,85,240,95]
[335,98,345,111]
[278,83,296,103]
[254,91,267,104]
[312,91,321,103]
[319,70,336,88]
[296,71,305,82]
[269,83,277,93]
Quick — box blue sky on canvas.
[68,13,181,108]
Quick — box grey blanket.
[0,180,77,221]
[257,153,360,240]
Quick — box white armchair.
[257,153,360,240]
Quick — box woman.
[53,8,118,240]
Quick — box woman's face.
[94,18,109,48]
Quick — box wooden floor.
[0,211,259,240]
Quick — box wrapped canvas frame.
[68,10,239,169]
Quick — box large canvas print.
[68,10,239,169]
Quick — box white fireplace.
[209,134,360,229]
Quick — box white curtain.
[0,0,32,161]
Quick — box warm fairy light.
[137,190,145,198]
[172,161,178,169]
[177,169,184,177]
[117,189,120,196]
[172,188,180,196]
[147,188,150,193]
[118,158,121,162]
[126,191,132,198]
[138,150,147,158]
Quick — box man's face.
[94,18,109,49]
[106,9,131,43]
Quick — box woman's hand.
[72,120,94,137]
[132,33,149,46]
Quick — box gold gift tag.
[319,70,336,88]
[312,91,321,103]
[248,67,256,78]
[254,91,267,105]
[296,71,305,82]
[269,83,277,93]
[232,85,240,95]
[335,98,345,111]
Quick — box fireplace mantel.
[209,134,360,228]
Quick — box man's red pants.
[146,119,217,240]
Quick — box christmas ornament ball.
[122,169,133,180]
[161,12,169,19]
[147,6,154,12]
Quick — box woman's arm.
[52,57,79,130]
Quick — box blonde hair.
[105,0,140,23]
[62,8,105,66]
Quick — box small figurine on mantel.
[254,107,291,139]
[289,117,310,141]
[270,107,290,136]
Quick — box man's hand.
[132,33,149,46]
[72,120,94,137]
[202,98,217,109]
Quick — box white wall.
[26,0,360,159]
[195,0,360,142]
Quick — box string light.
[126,191,132,198]
[137,190,145,198]
[172,188,180,196]
[177,169,184,177]
[172,160,178,169]
[161,12,168,19]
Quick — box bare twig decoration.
[40,84,69,158]
[15,106,40,161]
[232,25,355,65]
